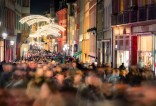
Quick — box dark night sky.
[30,0,60,14]
[30,0,76,14]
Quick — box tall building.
[56,0,68,52]
[111,0,156,71]
[75,0,97,63]
[0,0,30,62]
[50,0,56,17]
[75,0,83,60]
[97,0,104,64]
[67,1,76,56]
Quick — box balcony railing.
[111,14,117,25]
[148,4,156,20]
[111,4,156,25]
[138,7,147,21]
[130,10,137,23]
[117,13,123,25]
[123,11,129,24]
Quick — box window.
[120,0,124,12]
[112,0,119,14]
[23,0,29,7]
[124,0,130,10]
[138,36,152,51]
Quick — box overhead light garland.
[39,24,65,32]
[20,15,65,38]
[19,15,52,26]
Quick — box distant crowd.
[0,56,155,106]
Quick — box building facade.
[56,8,68,52]
[74,0,97,63]
[67,2,77,56]
[97,0,104,64]
[0,0,30,62]
[16,0,30,60]
[56,0,68,52]
[112,0,156,72]
[75,0,84,61]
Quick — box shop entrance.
[117,50,129,68]
[102,40,110,64]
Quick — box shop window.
[120,0,124,12]
[0,40,4,62]
[138,36,152,68]
[138,36,152,51]
[117,50,129,67]
[115,33,130,68]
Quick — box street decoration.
[19,15,65,37]
[19,15,51,26]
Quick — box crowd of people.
[0,56,155,106]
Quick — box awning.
[88,52,96,58]
[73,51,82,57]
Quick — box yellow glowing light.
[19,15,52,26]
[39,24,65,32]
[36,29,61,37]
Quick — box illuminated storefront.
[132,25,156,70]
[138,35,153,68]
[113,26,131,68]
[113,24,156,72]
[0,40,4,62]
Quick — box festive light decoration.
[39,24,65,32]
[19,15,52,26]
[36,29,61,37]
[29,29,61,37]
[20,15,65,38]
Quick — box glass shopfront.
[115,34,130,68]
[0,40,4,62]
[138,35,153,69]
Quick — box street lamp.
[63,44,69,55]
[10,40,14,62]
[10,40,14,46]
[2,32,8,62]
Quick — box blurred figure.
[26,68,44,99]
[6,69,27,88]
[33,80,65,106]
[0,63,14,88]
[108,69,120,84]
[119,70,128,84]
[137,57,144,70]
[28,61,37,72]
[119,63,126,71]
[55,74,65,90]
[44,70,53,81]
[73,71,83,89]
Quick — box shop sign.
[133,25,149,33]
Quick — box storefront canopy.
[73,51,82,58]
